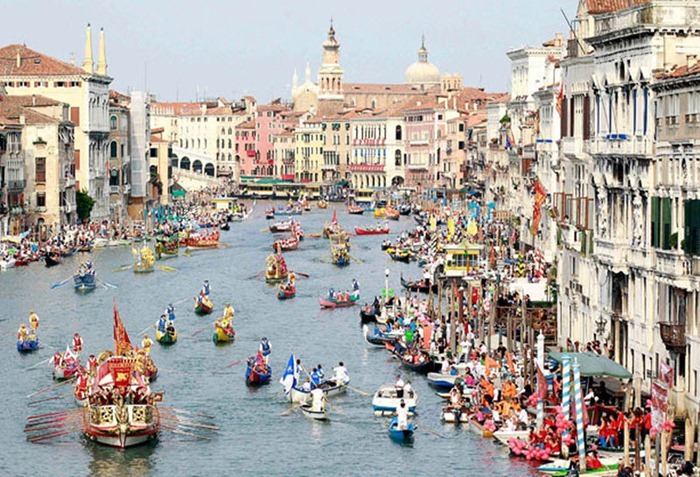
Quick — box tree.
[76,189,95,221]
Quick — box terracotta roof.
[238,120,255,129]
[656,63,700,80]
[586,0,650,14]
[0,44,88,77]
[0,95,64,124]
[150,134,169,144]
[150,102,202,116]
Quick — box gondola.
[45,254,61,267]
[400,274,437,293]
[347,205,364,215]
[388,417,414,442]
[362,323,401,346]
[359,304,380,324]
[268,220,294,233]
[194,295,214,315]
[319,292,359,309]
[354,225,390,235]
[277,285,296,299]
[245,360,272,386]
[386,248,413,263]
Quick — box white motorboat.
[492,428,530,445]
[372,384,418,416]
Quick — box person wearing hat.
[29,310,39,332]
[17,324,28,341]
[72,332,83,354]
[141,334,153,354]
[165,303,176,321]
[224,303,235,320]
[259,337,271,364]
[201,280,211,297]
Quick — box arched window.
[228,139,232,148]
[228,127,232,135]
[110,141,118,158]
[110,116,117,130]
[395,125,402,141]
[395,149,402,166]
[371,99,376,109]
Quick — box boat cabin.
[444,243,483,278]
[211,198,235,211]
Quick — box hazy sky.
[1,0,570,103]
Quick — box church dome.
[405,40,440,88]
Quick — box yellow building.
[0,25,113,219]
[295,119,323,184]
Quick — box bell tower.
[318,21,344,105]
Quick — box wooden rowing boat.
[194,296,214,315]
[300,403,329,421]
[388,417,414,442]
[354,225,389,235]
[155,328,177,345]
[319,292,359,309]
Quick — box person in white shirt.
[395,374,405,398]
[396,400,409,430]
[310,387,325,412]
[332,361,349,384]
[518,408,529,427]
[440,359,451,374]
[404,380,414,398]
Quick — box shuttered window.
[661,198,672,250]
[651,197,660,248]
[684,200,700,256]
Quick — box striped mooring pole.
[560,355,572,457]
[572,357,586,472]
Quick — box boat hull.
[388,417,414,442]
[354,227,389,235]
[17,338,39,352]
[372,386,418,416]
[194,299,214,315]
[319,294,360,309]
[287,380,348,403]
[300,404,329,421]
[155,328,177,345]
[245,365,272,386]
[277,288,296,299]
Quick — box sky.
[0,0,570,103]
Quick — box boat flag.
[280,354,296,394]
[113,303,133,356]
[331,210,338,226]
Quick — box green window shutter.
[581,230,587,255]
[589,230,594,254]
[685,200,700,255]
[651,197,660,248]
[661,198,672,250]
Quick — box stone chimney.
[16,51,21,68]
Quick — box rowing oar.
[296,272,310,278]
[279,403,303,416]
[213,359,244,373]
[96,278,117,289]
[160,408,215,420]
[159,265,177,272]
[161,425,212,440]
[415,424,446,439]
[27,409,83,421]
[158,367,187,375]
[346,385,370,396]
[270,390,286,399]
[50,276,72,289]
[158,416,219,431]
[28,392,73,406]
[28,429,81,443]
[25,419,83,432]
[26,377,76,398]
[325,400,349,419]
[24,357,52,371]
[25,416,84,429]
[112,264,133,272]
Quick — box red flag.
[113,303,133,356]
[556,84,563,116]
[331,210,338,226]
[531,178,547,235]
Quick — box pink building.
[403,97,446,189]
[235,120,256,176]
[255,101,290,177]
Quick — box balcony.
[655,250,689,277]
[594,238,627,267]
[659,322,686,352]
[561,137,583,157]
[64,176,75,187]
[7,180,25,191]
[585,136,653,157]
[692,257,700,276]
[110,185,120,195]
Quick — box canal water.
[0,203,539,476]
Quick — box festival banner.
[537,364,548,400]
[659,361,674,389]
[531,178,547,236]
[651,381,669,433]
[108,357,133,387]
[113,304,134,356]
